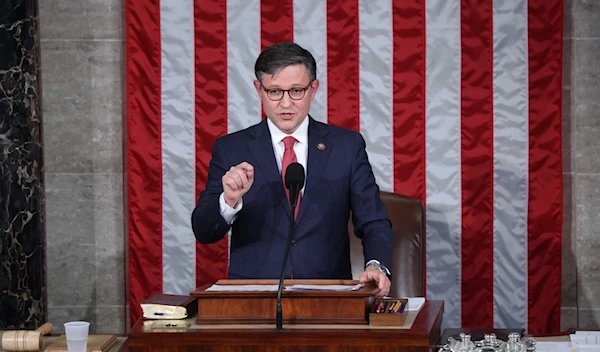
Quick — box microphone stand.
[276,184,299,331]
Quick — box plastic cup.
[64,321,90,352]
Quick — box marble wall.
[561,0,600,331]
[39,0,125,333]
[0,0,45,329]
[35,0,599,334]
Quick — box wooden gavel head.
[1,322,53,352]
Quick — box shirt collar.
[266,116,309,146]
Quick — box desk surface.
[38,336,128,352]
[127,300,444,352]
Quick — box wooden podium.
[191,279,377,325]
[127,280,444,352]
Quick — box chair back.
[349,191,425,297]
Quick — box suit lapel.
[296,117,331,223]
[247,119,292,219]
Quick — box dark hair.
[254,42,317,82]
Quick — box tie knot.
[282,136,297,151]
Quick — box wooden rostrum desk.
[128,280,444,352]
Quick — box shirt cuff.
[365,259,392,278]
[219,193,242,225]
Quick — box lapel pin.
[317,143,326,150]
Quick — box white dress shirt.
[219,117,309,224]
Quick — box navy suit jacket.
[192,117,393,279]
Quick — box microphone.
[284,162,305,208]
[276,162,305,330]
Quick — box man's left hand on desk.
[359,268,391,297]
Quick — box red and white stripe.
[125,0,562,334]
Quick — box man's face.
[254,64,319,134]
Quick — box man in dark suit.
[192,42,394,296]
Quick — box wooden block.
[45,334,117,352]
[368,298,408,326]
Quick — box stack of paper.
[205,284,364,292]
[534,341,573,352]
[570,331,600,351]
[205,284,279,291]
[533,331,600,352]
[285,284,364,291]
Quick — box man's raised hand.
[222,162,255,208]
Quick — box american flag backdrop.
[125,0,562,333]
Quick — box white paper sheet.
[406,297,425,311]
[205,285,279,292]
[204,283,364,292]
[533,331,600,352]
[572,334,600,345]
[534,341,574,352]
[285,284,364,291]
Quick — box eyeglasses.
[260,82,312,101]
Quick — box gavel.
[1,322,53,352]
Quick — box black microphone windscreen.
[285,162,305,190]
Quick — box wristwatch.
[365,260,392,280]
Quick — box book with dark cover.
[140,293,198,320]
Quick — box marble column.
[0,0,46,328]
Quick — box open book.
[140,293,198,320]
